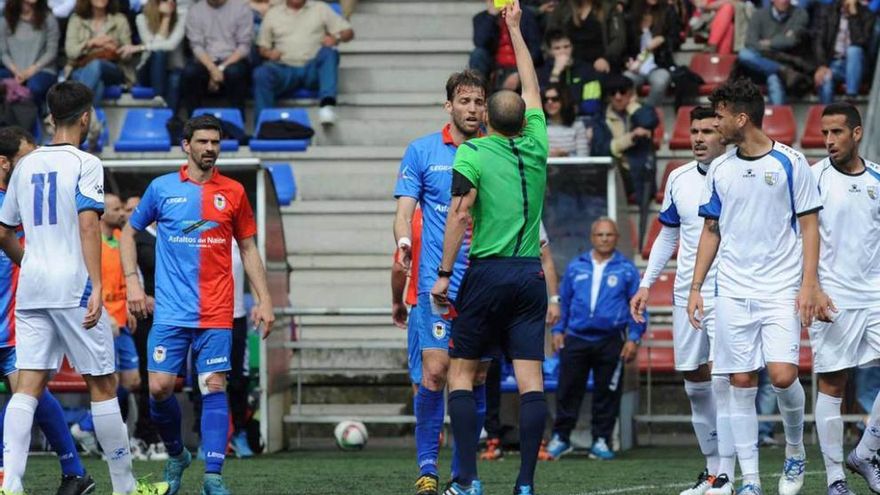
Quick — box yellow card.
[494,0,513,8]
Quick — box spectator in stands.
[689,0,735,54]
[545,216,645,461]
[622,0,680,107]
[65,0,139,107]
[737,0,808,104]
[0,0,60,114]
[812,0,874,103]
[547,0,627,73]
[538,30,603,116]
[181,0,251,117]
[544,82,590,156]
[253,0,353,125]
[135,0,185,113]
[469,0,543,91]
[605,74,655,204]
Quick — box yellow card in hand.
[494,0,513,8]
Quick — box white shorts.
[809,307,880,373]
[712,297,800,374]
[672,304,715,371]
[15,308,115,376]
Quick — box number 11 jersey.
[0,144,105,310]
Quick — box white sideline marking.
[571,470,823,495]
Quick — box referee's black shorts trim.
[450,257,547,361]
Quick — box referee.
[430,1,548,494]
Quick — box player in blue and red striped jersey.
[120,115,275,495]
[0,126,96,495]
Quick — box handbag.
[72,47,119,68]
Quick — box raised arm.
[503,0,540,109]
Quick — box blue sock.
[116,386,130,422]
[415,385,443,477]
[451,384,487,480]
[448,390,477,486]
[150,395,183,457]
[516,391,547,489]
[0,404,5,469]
[201,392,229,475]
[36,391,86,477]
[78,411,94,432]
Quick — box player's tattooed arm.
[706,219,720,236]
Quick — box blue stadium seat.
[193,108,244,151]
[81,108,109,153]
[102,85,123,100]
[329,2,342,15]
[266,163,296,205]
[499,355,593,393]
[130,85,156,100]
[249,108,312,152]
[114,108,173,152]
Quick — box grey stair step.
[341,39,471,54]
[286,339,405,349]
[291,159,400,200]
[341,52,468,69]
[310,118,443,146]
[350,14,473,40]
[296,326,405,341]
[284,211,391,254]
[338,92,446,106]
[357,1,482,16]
[289,254,392,270]
[287,343,407,369]
[339,67,463,93]
[290,268,393,306]
[284,200,395,214]
[289,145,404,160]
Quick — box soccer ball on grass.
[334,420,368,451]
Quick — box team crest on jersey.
[213,193,226,211]
[869,186,878,200]
[153,346,166,363]
[764,172,779,186]
[607,275,619,287]
[432,322,446,340]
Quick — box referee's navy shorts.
[450,257,547,361]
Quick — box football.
[334,420,368,451]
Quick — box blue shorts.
[115,328,139,372]
[148,325,232,375]
[407,304,423,385]
[451,258,547,361]
[414,293,452,352]
[0,347,16,376]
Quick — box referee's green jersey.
[453,108,549,259]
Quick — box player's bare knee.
[768,365,798,389]
[200,372,226,394]
[421,369,446,392]
[121,371,141,391]
[683,366,711,383]
[85,373,119,401]
[818,371,848,397]
[148,374,176,400]
[730,372,758,388]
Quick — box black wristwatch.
[437,268,453,278]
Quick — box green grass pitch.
[19,445,862,494]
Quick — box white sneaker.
[706,474,735,495]
[319,105,336,125]
[778,455,806,495]
[679,469,713,495]
[130,437,149,461]
[147,442,169,461]
[70,423,100,456]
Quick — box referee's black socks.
[516,391,547,489]
[448,390,478,486]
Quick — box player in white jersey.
[806,103,880,495]
[687,79,827,495]
[0,82,167,495]
[631,106,736,495]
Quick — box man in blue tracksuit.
[546,217,646,461]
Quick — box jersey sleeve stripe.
[770,149,798,232]
[698,183,722,219]
[658,202,681,227]
[796,206,822,217]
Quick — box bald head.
[488,90,526,136]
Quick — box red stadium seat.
[800,105,826,149]
[669,106,695,150]
[644,269,676,308]
[638,327,676,373]
[654,107,665,150]
[799,327,812,373]
[641,217,680,259]
[690,53,737,95]
[763,105,797,145]
[656,160,690,203]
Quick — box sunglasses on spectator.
[543,95,560,102]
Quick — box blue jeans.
[0,67,57,115]
[252,46,339,117]
[71,59,124,106]
[137,51,182,113]
[738,47,786,104]
[819,45,865,103]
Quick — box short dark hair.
[708,78,764,127]
[822,102,862,129]
[0,126,34,161]
[183,115,222,142]
[47,81,93,127]
[690,106,715,122]
[545,29,570,45]
[488,90,525,136]
[445,70,487,103]
[543,82,576,126]
[603,73,634,96]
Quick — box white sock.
[815,392,845,486]
[730,386,760,485]
[92,398,136,495]
[713,376,736,480]
[856,390,880,460]
[685,380,719,475]
[772,378,806,458]
[2,393,38,493]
